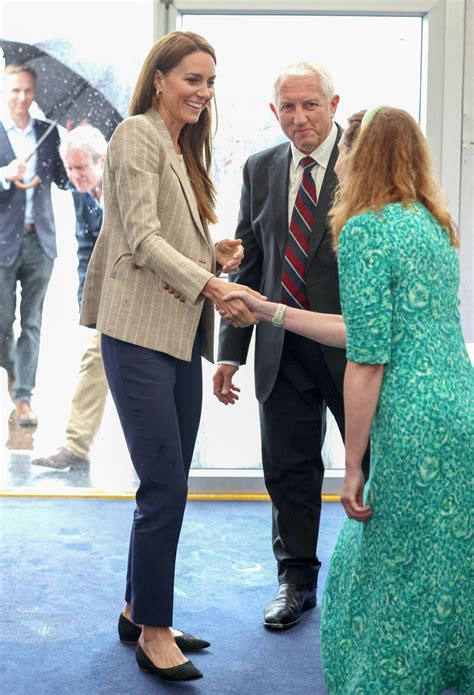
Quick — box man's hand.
[213,364,240,405]
[3,158,26,182]
[216,238,244,273]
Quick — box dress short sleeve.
[338,213,393,364]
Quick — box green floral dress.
[321,202,473,695]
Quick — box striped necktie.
[281,156,317,310]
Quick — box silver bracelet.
[272,303,287,328]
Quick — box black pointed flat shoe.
[118,614,211,651]
[136,643,203,681]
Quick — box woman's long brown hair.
[331,107,458,248]
[129,31,217,225]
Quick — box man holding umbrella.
[0,63,68,426]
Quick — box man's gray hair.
[60,125,107,163]
[272,62,335,104]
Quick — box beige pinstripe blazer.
[80,108,217,362]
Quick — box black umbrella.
[1,38,129,139]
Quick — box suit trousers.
[259,330,347,587]
[101,332,202,626]
[0,232,54,401]
[65,330,108,458]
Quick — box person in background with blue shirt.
[32,125,107,469]
[0,64,68,427]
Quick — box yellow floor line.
[0,490,341,502]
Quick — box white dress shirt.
[0,114,38,224]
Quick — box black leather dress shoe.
[264,583,316,630]
[136,643,203,681]
[118,614,210,651]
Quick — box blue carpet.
[0,499,345,694]
[0,499,460,694]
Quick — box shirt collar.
[3,113,35,135]
[290,121,337,172]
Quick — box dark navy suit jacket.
[0,119,68,267]
[218,126,347,403]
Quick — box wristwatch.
[272,303,287,327]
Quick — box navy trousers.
[101,333,202,626]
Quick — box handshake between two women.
[201,237,268,328]
[203,237,346,346]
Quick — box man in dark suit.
[0,64,68,426]
[214,62,369,630]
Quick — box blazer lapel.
[0,123,16,165]
[169,155,210,245]
[307,124,342,267]
[269,144,291,260]
[145,109,211,248]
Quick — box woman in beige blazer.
[80,31,260,682]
